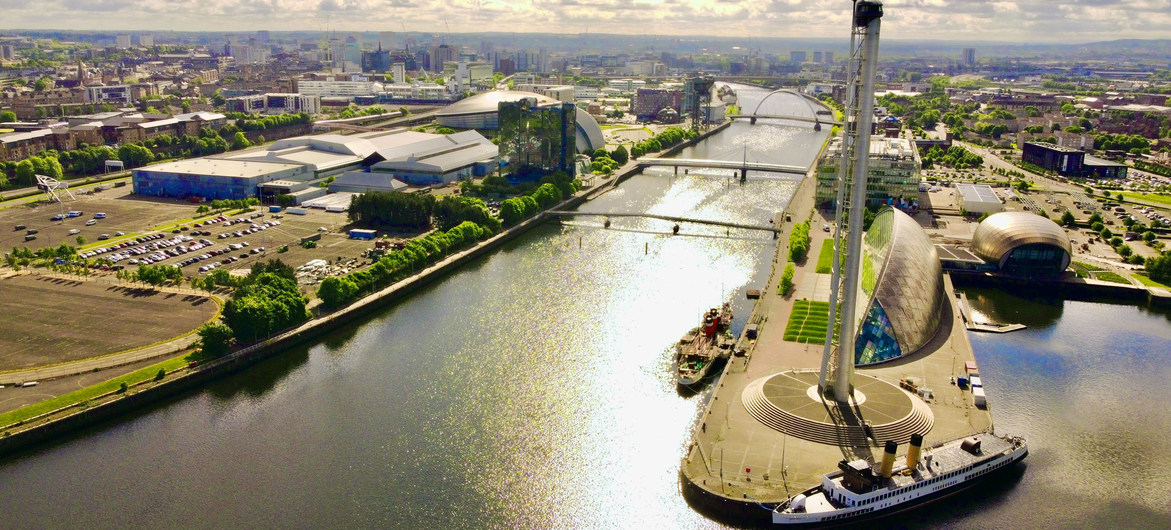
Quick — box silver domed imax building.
[854,207,946,365]
[436,91,604,154]
[971,211,1072,276]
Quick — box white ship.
[772,432,1027,526]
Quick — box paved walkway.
[682,168,993,506]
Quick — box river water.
[3,86,1169,529]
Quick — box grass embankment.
[1118,192,1171,206]
[1094,271,1131,284]
[1074,261,1105,272]
[1132,274,1171,289]
[783,300,838,344]
[815,240,834,274]
[0,353,198,430]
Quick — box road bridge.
[546,210,780,235]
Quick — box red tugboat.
[675,302,735,386]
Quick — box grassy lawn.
[1074,261,1105,271]
[783,300,838,344]
[1119,192,1171,206]
[1093,271,1131,284]
[1132,274,1171,289]
[0,353,197,430]
[816,240,834,274]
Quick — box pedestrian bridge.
[636,157,808,176]
[727,114,842,126]
[545,210,780,234]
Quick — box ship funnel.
[906,433,923,470]
[880,440,897,479]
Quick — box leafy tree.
[0,110,15,123]
[197,322,234,357]
[276,194,296,207]
[1146,252,1171,284]
[433,196,501,232]
[222,272,309,342]
[1061,210,1076,227]
[610,145,629,165]
[231,131,251,150]
[118,144,155,168]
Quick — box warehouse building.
[132,129,497,200]
[955,183,1004,215]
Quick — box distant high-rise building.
[115,34,131,49]
[392,63,406,84]
[138,34,154,47]
[962,48,976,67]
[789,51,807,64]
[824,51,834,65]
[379,32,395,50]
[257,30,270,43]
[813,51,823,63]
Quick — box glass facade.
[816,136,921,208]
[498,99,576,178]
[852,207,946,366]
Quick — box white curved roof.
[436,91,558,117]
[436,90,604,154]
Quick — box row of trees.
[629,127,698,159]
[789,220,811,262]
[349,192,436,230]
[1092,133,1151,153]
[318,221,492,308]
[222,112,312,132]
[499,183,565,227]
[434,196,502,232]
[920,145,984,170]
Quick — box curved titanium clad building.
[436,91,604,154]
[855,207,945,365]
[971,211,1072,276]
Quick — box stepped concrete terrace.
[680,173,994,512]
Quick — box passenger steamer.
[772,432,1028,526]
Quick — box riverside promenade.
[680,170,994,520]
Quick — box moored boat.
[676,303,734,386]
[772,432,1028,526]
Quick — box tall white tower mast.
[819,0,884,403]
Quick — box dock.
[680,171,995,520]
[956,292,1027,333]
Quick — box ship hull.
[773,445,1028,526]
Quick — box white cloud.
[0,0,1168,42]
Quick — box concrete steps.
[741,376,933,447]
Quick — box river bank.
[0,120,728,455]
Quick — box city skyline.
[1,0,1169,43]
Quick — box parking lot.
[2,187,392,293]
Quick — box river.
[2,86,1169,529]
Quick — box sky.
[0,0,1169,43]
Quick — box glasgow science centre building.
[851,208,1074,367]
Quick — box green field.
[783,300,838,344]
[816,240,834,274]
[1074,261,1105,272]
[1119,192,1171,206]
[1094,271,1131,284]
[1132,274,1171,289]
[0,353,198,430]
